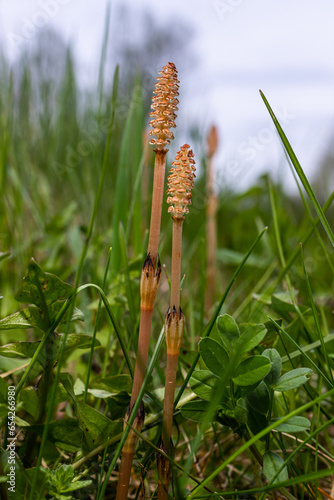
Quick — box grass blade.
[260,90,334,247]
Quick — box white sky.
[1,0,334,191]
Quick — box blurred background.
[1,0,334,192]
[0,0,334,310]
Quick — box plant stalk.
[170,218,183,311]
[158,145,195,498]
[158,219,185,498]
[116,149,165,499]
[130,308,154,407]
[147,149,167,268]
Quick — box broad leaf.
[233,356,271,386]
[263,348,282,386]
[77,403,122,452]
[189,370,219,401]
[0,307,46,330]
[234,400,248,426]
[263,451,288,484]
[21,387,41,419]
[107,392,131,420]
[61,333,101,355]
[216,248,268,268]
[50,303,84,324]
[14,259,73,308]
[272,416,310,433]
[217,314,239,353]
[247,381,270,415]
[216,403,243,431]
[235,381,261,399]
[274,368,312,392]
[271,293,309,315]
[180,400,212,422]
[0,341,44,360]
[97,375,132,394]
[199,337,229,377]
[261,319,281,347]
[246,404,267,436]
[61,479,92,493]
[0,305,83,331]
[30,419,83,452]
[60,372,122,451]
[236,323,267,354]
[0,335,98,364]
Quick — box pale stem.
[148,149,167,268]
[170,218,184,311]
[162,352,179,452]
[116,449,135,500]
[130,308,154,407]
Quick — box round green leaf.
[247,381,270,415]
[199,337,229,377]
[236,323,267,354]
[189,370,219,401]
[246,404,268,436]
[263,348,282,385]
[180,400,212,422]
[263,451,288,484]
[233,355,271,386]
[98,375,133,394]
[274,368,312,392]
[217,314,240,353]
[272,416,310,433]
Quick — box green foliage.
[271,416,310,433]
[189,370,218,401]
[43,464,92,498]
[233,355,271,386]
[181,313,312,463]
[60,373,122,452]
[199,337,229,376]
[263,451,288,484]
[273,367,313,391]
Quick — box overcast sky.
[1,0,334,191]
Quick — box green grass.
[0,31,334,500]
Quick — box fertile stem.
[115,403,145,499]
[147,149,167,269]
[130,254,161,407]
[158,145,196,498]
[170,218,183,312]
[116,62,179,500]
